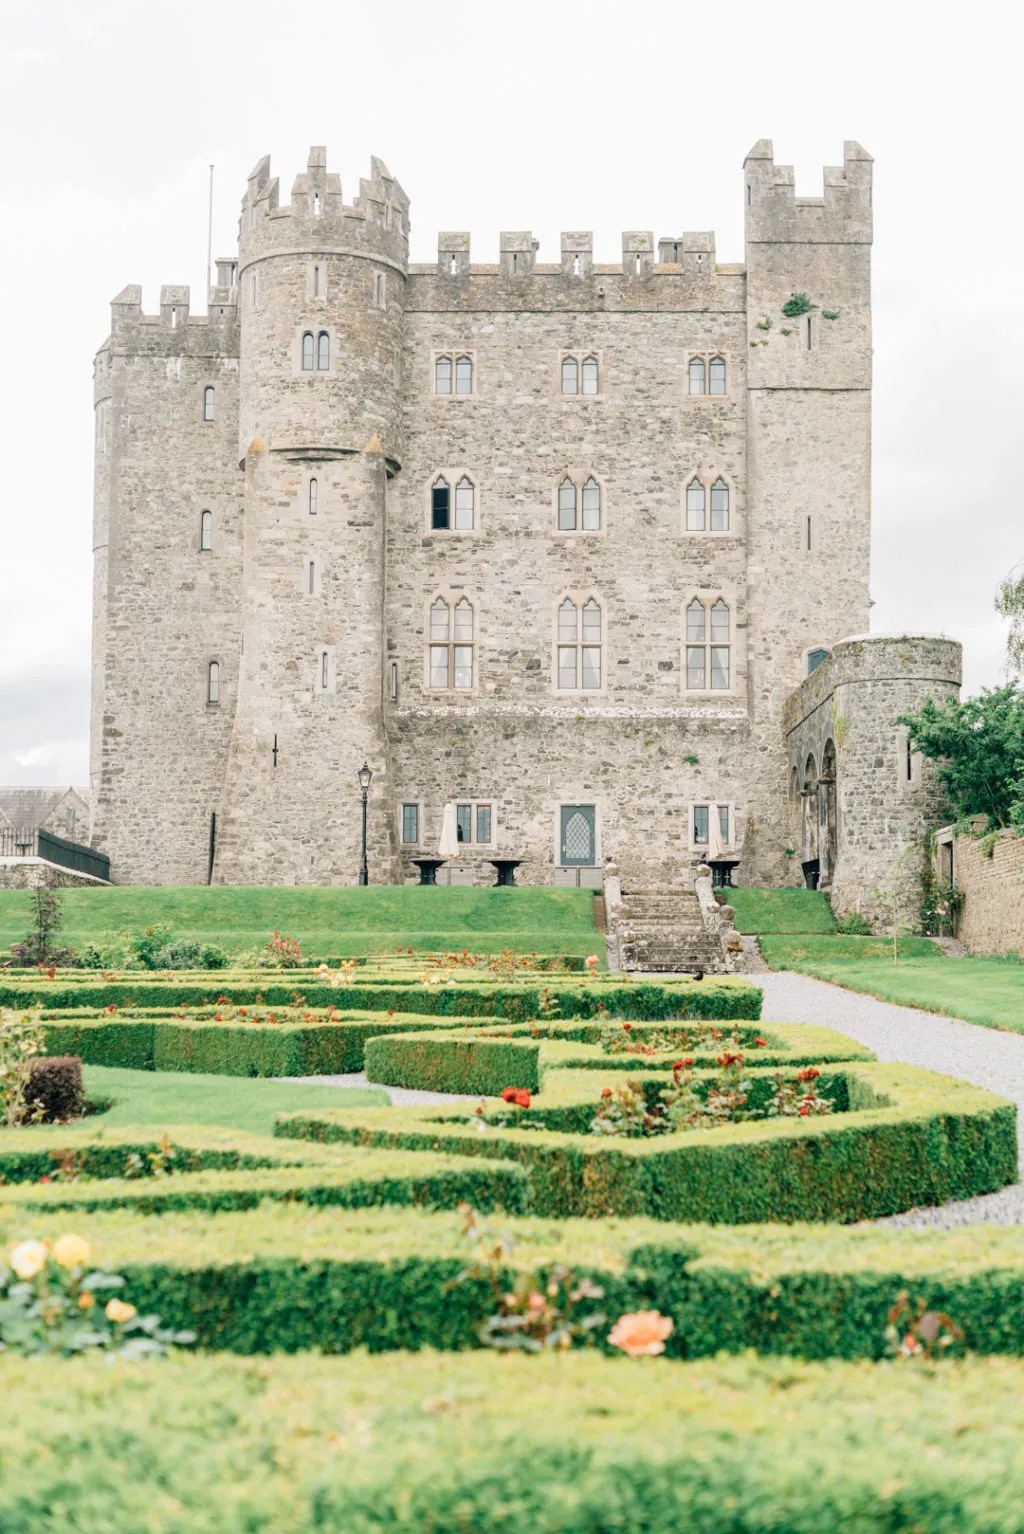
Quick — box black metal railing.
[0,827,110,882]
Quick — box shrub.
[836,912,872,936]
[0,1010,46,1126]
[24,1056,84,1123]
[153,940,204,970]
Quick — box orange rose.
[607,1310,674,1357]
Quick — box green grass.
[761,935,1024,1035]
[728,888,836,933]
[0,885,601,959]
[75,1065,388,1136]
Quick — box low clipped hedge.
[0,1125,527,1215]
[364,1021,875,1095]
[277,1062,1017,1224]
[9,1351,1024,1531]
[366,1030,542,1095]
[0,976,762,1021]
[11,1202,1024,1361]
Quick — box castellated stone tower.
[91,140,955,904]
[212,150,409,883]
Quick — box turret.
[212,148,408,884]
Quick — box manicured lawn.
[77,1066,388,1136]
[0,886,601,960]
[762,935,1024,1035]
[728,888,836,934]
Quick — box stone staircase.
[614,887,729,974]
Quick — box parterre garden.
[2,885,1024,1529]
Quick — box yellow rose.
[78,1291,95,1310]
[53,1233,91,1270]
[104,1298,137,1325]
[9,1240,47,1281]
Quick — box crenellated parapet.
[744,139,872,246]
[106,282,238,356]
[239,146,410,273]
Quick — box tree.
[898,686,1024,833]
[995,563,1024,676]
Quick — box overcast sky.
[1,0,1020,788]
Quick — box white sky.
[1,0,1020,787]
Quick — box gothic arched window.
[199,510,212,551]
[202,386,215,422]
[301,332,315,371]
[316,331,330,370]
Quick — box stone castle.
[89,139,961,913]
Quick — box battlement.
[240,146,410,255]
[429,228,720,280]
[107,283,238,348]
[744,140,872,245]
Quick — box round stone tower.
[212,148,409,884]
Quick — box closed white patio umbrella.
[439,802,460,858]
[706,808,726,863]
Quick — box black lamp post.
[357,762,373,886]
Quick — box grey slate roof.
[0,788,90,835]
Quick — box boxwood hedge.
[7,1350,1024,1531]
[363,1020,874,1095]
[277,1062,1016,1224]
[0,975,762,1021]
[9,1202,1024,1361]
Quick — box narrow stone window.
[557,598,602,690]
[709,599,731,689]
[573,254,581,276]
[454,476,474,530]
[374,272,386,308]
[688,358,706,396]
[708,357,726,396]
[312,192,321,216]
[693,804,709,846]
[317,331,330,370]
[200,510,213,551]
[428,597,474,689]
[806,315,813,350]
[581,477,601,531]
[251,270,258,308]
[170,306,178,330]
[435,356,452,394]
[581,356,599,395]
[450,255,458,275]
[389,660,398,702]
[557,478,577,531]
[710,478,730,532]
[207,661,220,705]
[308,560,316,595]
[561,357,579,395]
[686,600,706,688]
[401,803,419,843]
[321,651,329,690]
[312,264,322,297]
[309,478,318,516]
[806,515,812,550]
[686,480,706,532]
[455,355,473,395]
[301,332,315,371]
[203,386,215,422]
[431,478,451,530]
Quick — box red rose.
[514,1090,531,1109]
[716,1051,743,1068]
[501,1087,518,1103]
[601,1087,612,1098]
[798,1104,811,1116]
[755,1037,768,1047]
[622,1022,632,1032]
[797,1067,820,1082]
[39,1175,52,1184]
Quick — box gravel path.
[760,971,1024,1227]
[280,1071,481,1107]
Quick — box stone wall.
[951,830,1024,956]
[90,141,879,889]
